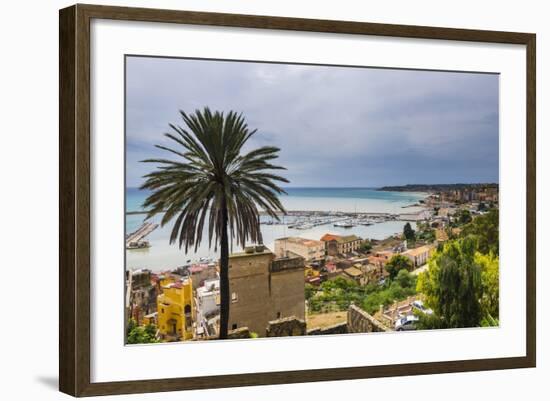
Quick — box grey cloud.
[126,56,499,188]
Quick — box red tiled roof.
[325,264,338,273]
[320,233,341,242]
[189,264,209,273]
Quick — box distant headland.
[378,183,499,192]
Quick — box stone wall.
[228,248,305,337]
[227,327,251,339]
[307,322,348,336]
[228,251,273,335]
[347,304,391,333]
[269,266,306,324]
[266,316,306,337]
[271,254,305,272]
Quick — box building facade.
[274,236,325,262]
[188,263,218,290]
[157,276,195,341]
[402,245,434,267]
[228,246,305,336]
[320,233,362,256]
[126,269,157,326]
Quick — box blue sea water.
[127,187,424,214]
[125,187,426,271]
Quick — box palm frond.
[141,107,288,252]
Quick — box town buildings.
[367,250,395,268]
[320,233,362,256]
[343,265,366,285]
[402,245,434,267]
[195,279,220,338]
[188,263,218,290]
[157,275,195,341]
[227,245,305,336]
[126,268,157,325]
[274,236,325,262]
[196,279,220,318]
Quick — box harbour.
[125,187,429,270]
[126,221,158,249]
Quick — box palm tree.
[140,107,288,339]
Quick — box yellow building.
[157,276,194,341]
[304,266,320,279]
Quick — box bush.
[305,283,316,301]
[395,269,416,288]
[385,255,413,280]
[126,319,159,344]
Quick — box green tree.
[417,228,436,243]
[141,108,288,339]
[457,209,472,225]
[305,283,316,301]
[403,222,416,242]
[476,252,499,321]
[416,237,483,328]
[362,278,416,314]
[385,254,413,280]
[360,240,372,253]
[461,209,499,255]
[126,320,159,344]
[395,269,416,288]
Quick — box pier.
[261,210,407,230]
[126,222,158,249]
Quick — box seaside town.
[125,183,499,343]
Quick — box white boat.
[334,220,354,228]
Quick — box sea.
[126,187,427,272]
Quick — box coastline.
[125,187,430,272]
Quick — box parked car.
[395,315,419,331]
[411,300,433,315]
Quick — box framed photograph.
[59,4,536,397]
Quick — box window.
[232,323,238,330]
[231,292,238,303]
[276,312,281,319]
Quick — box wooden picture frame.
[59,3,536,397]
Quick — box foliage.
[415,313,447,330]
[305,283,316,301]
[457,209,472,225]
[481,314,499,327]
[308,277,362,313]
[417,228,436,243]
[141,108,288,339]
[476,252,499,320]
[385,254,413,280]
[416,221,435,241]
[126,319,159,344]
[416,237,483,328]
[461,208,499,255]
[395,268,415,288]
[307,273,417,316]
[141,108,288,251]
[360,240,372,253]
[403,222,416,242]
[362,275,417,314]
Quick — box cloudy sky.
[126,56,499,188]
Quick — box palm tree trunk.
[218,199,230,339]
